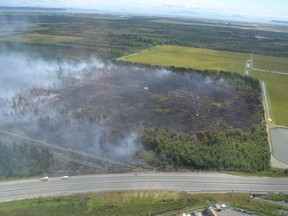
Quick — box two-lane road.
[0,173,288,203]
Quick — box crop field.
[122,45,249,74]
[253,54,288,72]
[0,33,81,44]
[250,71,288,126]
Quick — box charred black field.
[0,52,269,176]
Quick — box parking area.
[270,127,288,165]
[217,209,254,216]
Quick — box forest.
[138,125,270,172]
[1,13,288,61]
[0,140,53,178]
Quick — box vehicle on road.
[61,176,70,180]
[41,176,48,181]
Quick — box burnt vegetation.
[0,60,268,176]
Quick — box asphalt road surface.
[1,173,288,203]
[270,128,288,165]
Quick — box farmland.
[121,45,249,74]
[0,34,81,44]
[250,71,288,126]
[253,54,288,72]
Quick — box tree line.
[1,14,288,61]
[0,140,54,178]
[138,125,270,172]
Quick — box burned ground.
[56,66,261,133]
[0,58,263,173]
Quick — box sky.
[0,0,287,21]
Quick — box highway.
[0,172,288,203]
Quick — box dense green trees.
[139,125,270,172]
[0,140,54,178]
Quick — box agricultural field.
[250,71,288,126]
[0,191,287,216]
[0,33,81,44]
[121,45,249,73]
[253,54,288,72]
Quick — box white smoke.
[0,52,110,99]
[0,52,58,99]
[154,68,171,78]
[0,51,142,161]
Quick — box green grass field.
[0,34,81,44]
[122,45,249,73]
[253,54,288,73]
[0,191,286,216]
[250,71,288,126]
[121,45,288,126]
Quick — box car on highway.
[61,176,70,180]
[40,176,48,181]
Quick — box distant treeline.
[0,140,54,178]
[0,14,287,60]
